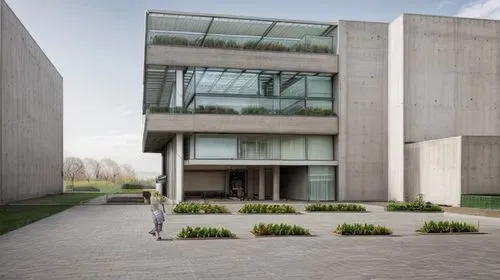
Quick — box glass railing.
[148,34,335,54]
[146,95,335,117]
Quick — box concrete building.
[142,10,500,205]
[0,0,63,203]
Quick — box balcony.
[144,11,338,73]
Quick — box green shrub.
[387,194,442,212]
[195,105,238,114]
[173,202,229,214]
[238,204,297,214]
[416,221,479,234]
[240,106,274,115]
[295,107,335,116]
[152,35,190,46]
[335,223,392,236]
[176,226,235,239]
[251,223,310,236]
[305,203,366,212]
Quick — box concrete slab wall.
[462,136,500,195]
[147,45,338,73]
[280,166,308,200]
[387,15,405,201]
[337,21,388,201]
[404,137,462,206]
[403,15,500,142]
[0,1,63,203]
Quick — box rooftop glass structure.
[145,10,338,54]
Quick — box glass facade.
[308,166,335,201]
[185,134,334,161]
[146,12,337,54]
[147,69,335,116]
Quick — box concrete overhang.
[143,114,338,153]
[146,45,338,74]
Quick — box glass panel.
[307,136,333,160]
[307,76,332,98]
[308,166,335,201]
[281,136,306,160]
[281,76,305,97]
[239,136,280,160]
[195,135,237,159]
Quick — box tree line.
[63,157,137,186]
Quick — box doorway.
[229,170,246,199]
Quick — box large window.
[194,135,237,159]
[187,134,333,161]
[308,166,335,201]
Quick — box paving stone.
[1,203,500,279]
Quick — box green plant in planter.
[387,194,443,212]
[238,204,297,214]
[152,35,190,46]
[176,226,235,238]
[243,40,259,49]
[241,106,274,115]
[305,203,366,212]
[251,223,311,236]
[255,41,289,52]
[195,105,238,114]
[173,202,229,214]
[294,43,331,54]
[416,221,479,234]
[335,223,392,235]
[296,107,335,116]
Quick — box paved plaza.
[1,203,500,279]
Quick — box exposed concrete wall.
[337,21,388,201]
[403,14,500,142]
[183,171,225,191]
[388,15,406,201]
[404,137,462,206]
[280,166,308,200]
[388,14,500,202]
[462,136,500,195]
[0,1,63,203]
[147,45,338,73]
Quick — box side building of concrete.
[0,0,63,203]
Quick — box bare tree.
[83,158,99,182]
[63,157,86,186]
[121,164,136,183]
[100,158,122,183]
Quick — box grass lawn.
[0,193,103,235]
[65,180,154,194]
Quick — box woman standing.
[148,191,166,240]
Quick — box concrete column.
[175,70,183,107]
[175,133,184,203]
[273,166,280,201]
[258,167,265,200]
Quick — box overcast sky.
[5,0,499,172]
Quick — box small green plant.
[251,223,311,236]
[416,221,479,234]
[305,203,366,212]
[238,204,297,214]
[387,194,443,212]
[173,202,229,214]
[195,105,239,114]
[240,106,275,115]
[176,226,235,239]
[295,107,335,116]
[335,223,392,236]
